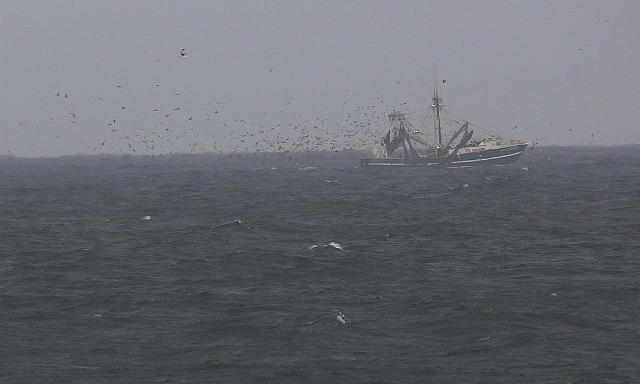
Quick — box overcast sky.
[2,1,639,157]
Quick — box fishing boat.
[359,85,528,167]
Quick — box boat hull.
[360,143,528,167]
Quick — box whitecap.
[212,219,243,229]
[335,310,347,324]
[141,215,151,221]
[328,242,343,250]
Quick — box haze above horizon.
[2,1,639,157]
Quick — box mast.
[432,84,444,148]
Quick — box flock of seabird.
[13,47,401,157]
[14,44,611,155]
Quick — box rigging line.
[467,122,519,141]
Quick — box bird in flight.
[179,48,188,58]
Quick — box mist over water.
[4,2,640,158]
[1,146,639,382]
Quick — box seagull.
[179,48,188,58]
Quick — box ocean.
[1,146,639,383]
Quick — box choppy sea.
[1,146,639,383]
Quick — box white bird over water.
[179,48,188,58]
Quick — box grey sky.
[2,1,639,157]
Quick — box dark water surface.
[1,146,639,383]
